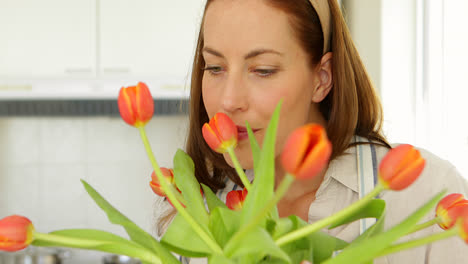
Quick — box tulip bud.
[436,193,468,230]
[226,188,248,211]
[202,113,238,154]
[280,124,332,180]
[0,215,34,252]
[118,82,154,128]
[378,144,426,191]
[149,167,177,197]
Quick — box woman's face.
[202,0,325,169]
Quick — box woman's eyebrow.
[244,49,283,60]
[202,46,283,60]
[202,47,225,58]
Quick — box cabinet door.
[0,0,95,78]
[99,0,205,79]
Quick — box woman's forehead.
[203,0,298,57]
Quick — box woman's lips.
[237,126,259,141]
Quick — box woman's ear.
[312,52,333,103]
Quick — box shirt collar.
[325,146,359,193]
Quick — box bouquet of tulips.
[1,82,468,264]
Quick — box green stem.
[375,227,458,258]
[406,217,441,235]
[224,173,295,257]
[137,126,223,254]
[227,147,251,190]
[34,232,161,264]
[276,184,385,247]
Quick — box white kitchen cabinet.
[0,0,96,78]
[99,0,205,79]
[0,0,204,99]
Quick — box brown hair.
[157,0,390,234]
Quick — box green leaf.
[240,101,282,227]
[323,190,446,264]
[173,149,210,225]
[236,253,265,264]
[352,206,387,245]
[247,121,281,221]
[278,216,347,264]
[208,255,236,264]
[80,180,179,264]
[328,199,386,229]
[161,213,212,257]
[45,229,138,245]
[270,218,294,239]
[246,121,261,173]
[32,229,161,264]
[225,226,291,263]
[280,238,313,264]
[257,258,290,264]
[201,183,228,212]
[208,207,241,247]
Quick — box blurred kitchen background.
[0,0,467,263]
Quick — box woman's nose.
[220,73,248,113]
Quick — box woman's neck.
[274,159,328,203]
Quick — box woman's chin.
[223,149,253,170]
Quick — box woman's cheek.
[202,83,219,116]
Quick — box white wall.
[0,115,188,238]
[342,0,382,94]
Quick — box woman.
[157,0,468,263]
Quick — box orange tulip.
[202,113,238,154]
[280,124,332,180]
[118,82,154,128]
[0,215,34,252]
[149,167,177,197]
[378,144,425,191]
[436,193,468,230]
[226,189,248,211]
[457,207,468,243]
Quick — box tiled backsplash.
[0,115,188,238]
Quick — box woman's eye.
[253,68,277,77]
[203,66,223,75]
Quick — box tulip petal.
[436,193,468,230]
[202,113,238,153]
[446,202,468,229]
[281,124,332,180]
[437,193,465,214]
[202,123,222,151]
[226,189,247,211]
[149,168,175,197]
[458,207,468,243]
[118,87,137,126]
[379,144,414,182]
[135,82,154,127]
[226,191,241,210]
[281,126,313,175]
[296,139,332,180]
[149,181,166,197]
[379,144,425,191]
[117,82,154,127]
[214,113,238,144]
[0,215,34,252]
[387,156,425,190]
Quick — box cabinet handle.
[102,67,131,74]
[0,84,33,91]
[65,68,93,74]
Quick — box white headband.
[309,0,332,54]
